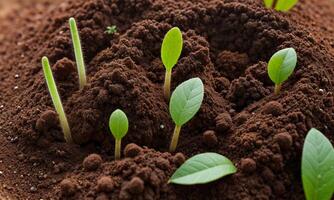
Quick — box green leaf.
[109,109,129,140]
[169,153,237,185]
[302,128,334,200]
[161,27,183,71]
[169,78,204,126]
[275,0,298,11]
[264,0,274,8]
[268,48,297,85]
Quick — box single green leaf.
[161,27,183,71]
[169,153,237,185]
[109,109,129,140]
[264,0,274,8]
[169,77,204,126]
[268,48,297,85]
[275,0,298,11]
[302,128,334,200]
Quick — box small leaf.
[169,153,237,185]
[275,0,298,12]
[109,109,129,140]
[161,27,183,71]
[263,0,274,8]
[268,48,297,85]
[302,128,334,200]
[169,78,204,126]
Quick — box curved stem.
[169,125,182,152]
[115,139,122,160]
[274,84,282,95]
[164,70,172,101]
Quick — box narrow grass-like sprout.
[109,109,129,160]
[161,27,183,100]
[267,48,297,95]
[69,17,87,89]
[105,25,117,35]
[302,128,334,200]
[169,153,237,185]
[169,78,204,152]
[42,57,72,143]
[264,0,298,11]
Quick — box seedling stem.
[115,139,121,160]
[164,70,172,100]
[42,57,73,143]
[274,84,281,95]
[170,125,182,152]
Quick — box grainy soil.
[0,0,333,199]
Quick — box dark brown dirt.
[0,0,333,199]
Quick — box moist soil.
[0,0,334,199]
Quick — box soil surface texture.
[0,0,334,199]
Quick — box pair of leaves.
[264,0,298,11]
[302,128,334,200]
[169,153,237,185]
[169,78,204,126]
[268,48,297,85]
[161,27,183,71]
[109,109,129,140]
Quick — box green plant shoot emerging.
[161,27,183,100]
[109,109,129,160]
[267,47,297,95]
[105,25,117,35]
[302,128,334,200]
[42,57,73,143]
[69,17,87,89]
[169,153,237,185]
[264,0,298,11]
[169,78,204,152]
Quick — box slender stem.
[115,139,122,160]
[272,0,278,8]
[42,57,72,143]
[169,125,182,152]
[274,84,282,95]
[164,70,172,101]
[69,18,87,89]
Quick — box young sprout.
[169,78,204,152]
[302,128,334,200]
[264,0,298,12]
[105,25,117,35]
[267,47,297,95]
[41,57,72,143]
[69,17,87,89]
[169,152,236,185]
[161,27,183,101]
[109,109,129,160]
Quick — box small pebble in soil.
[14,74,19,78]
[274,132,293,151]
[202,130,218,147]
[215,112,233,131]
[173,153,186,166]
[13,86,18,90]
[0,105,3,109]
[83,154,103,171]
[97,176,114,192]
[160,124,165,129]
[124,177,144,194]
[30,186,37,193]
[262,101,283,116]
[59,178,77,197]
[124,143,142,158]
[240,158,257,173]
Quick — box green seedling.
[302,128,334,200]
[264,0,298,11]
[109,109,129,160]
[169,77,204,152]
[105,25,117,35]
[69,17,87,89]
[42,57,72,143]
[169,152,237,185]
[267,47,297,95]
[161,27,183,100]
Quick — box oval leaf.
[275,0,298,12]
[169,153,237,185]
[169,77,204,126]
[109,109,129,140]
[268,48,297,85]
[161,27,183,71]
[302,128,334,200]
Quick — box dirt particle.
[262,101,283,116]
[124,177,144,194]
[272,181,286,195]
[234,111,250,125]
[35,110,58,133]
[274,132,293,151]
[53,57,75,80]
[83,154,103,171]
[59,178,77,197]
[96,193,109,200]
[124,143,142,158]
[240,158,257,174]
[173,153,186,166]
[97,176,114,193]
[202,130,218,147]
[215,113,233,132]
[155,157,170,170]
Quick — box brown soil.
[0,0,333,199]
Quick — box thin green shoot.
[264,0,298,12]
[109,109,129,160]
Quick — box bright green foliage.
[109,109,129,140]
[170,78,204,126]
[264,0,298,11]
[41,57,72,143]
[69,17,87,89]
[169,153,237,185]
[161,27,183,71]
[302,128,334,200]
[105,25,117,35]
